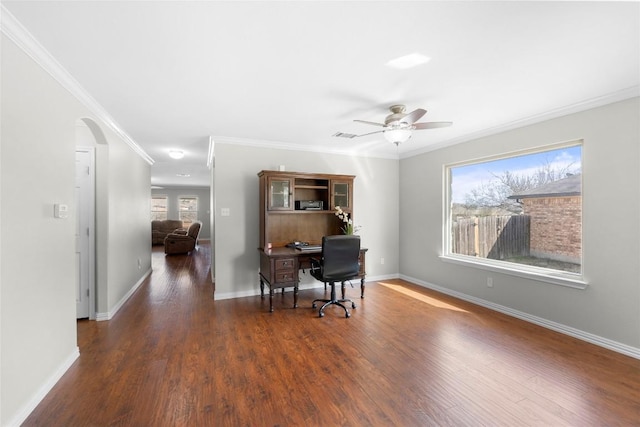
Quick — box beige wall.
[1,35,79,426]
[104,136,152,314]
[213,143,400,299]
[1,33,152,425]
[400,97,640,352]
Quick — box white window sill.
[439,254,587,289]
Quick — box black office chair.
[310,235,360,318]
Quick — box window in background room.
[179,196,198,227]
[444,141,583,282]
[151,195,168,221]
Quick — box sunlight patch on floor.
[378,282,468,312]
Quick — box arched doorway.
[75,118,107,319]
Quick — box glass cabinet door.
[269,178,292,210]
[332,181,350,210]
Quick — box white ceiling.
[3,1,639,188]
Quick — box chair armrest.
[165,233,193,241]
[310,257,322,274]
[173,228,188,235]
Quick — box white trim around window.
[442,140,586,289]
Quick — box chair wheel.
[345,312,350,318]
[319,311,324,318]
[312,303,317,308]
[351,303,356,309]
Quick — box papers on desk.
[296,245,322,251]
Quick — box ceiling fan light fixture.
[168,150,184,159]
[384,128,412,145]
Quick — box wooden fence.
[452,215,530,260]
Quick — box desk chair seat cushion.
[311,235,360,318]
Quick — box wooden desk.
[258,246,368,312]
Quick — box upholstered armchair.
[151,219,184,245]
[164,221,201,255]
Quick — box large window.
[444,141,583,286]
[151,195,168,221]
[179,196,198,227]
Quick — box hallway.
[24,243,216,426]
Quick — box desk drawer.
[275,271,295,282]
[275,258,295,271]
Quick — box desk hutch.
[257,170,367,311]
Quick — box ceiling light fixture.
[383,127,413,146]
[168,150,184,159]
[176,173,191,177]
[386,53,431,70]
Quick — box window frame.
[151,195,168,221]
[178,195,199,226]
[441,141,587,289]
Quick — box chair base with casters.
[312,281,356,318]
[324,280,356,299]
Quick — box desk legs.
[338,279,365,299]
[259,275,274,313]
[259,274,298,312]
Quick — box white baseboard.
[214,281,323,301]
[6,347,80,427]
[213,274,400,301]
[400,274,640,360]
[9,269,151,424]
[366,273,401,282]
[96,268,152,321]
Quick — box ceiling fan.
[334,104,452,146]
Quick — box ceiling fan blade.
[414,121,453,130]
[354,119,386,127]
[401,108,427,125]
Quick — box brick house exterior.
[508,174,581,264]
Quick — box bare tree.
[463,159,579,212]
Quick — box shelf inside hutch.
[258,170,355,248]
[294,177,329,210]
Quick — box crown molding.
[1,5,154,165]
[400,86,640,160]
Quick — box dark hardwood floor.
[23,242,640,426]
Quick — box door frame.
[76,146,96,319]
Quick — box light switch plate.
[221,208,230,217]
[54,203,69,219]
